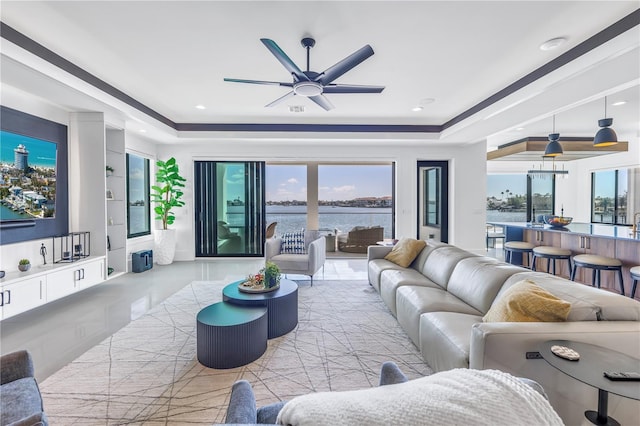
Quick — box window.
[318,164,393,238]
[486,174,528,222]
[265,165,308,235]
[591,169,628,225]
[126,153,150,238]
[423,167,440,226]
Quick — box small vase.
[18,264,31,272]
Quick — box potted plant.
[105,165,114,177]
[18,259,31,272]
[263,261,281,288]
[151,157,186,265]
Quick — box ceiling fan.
[224,37,385,111]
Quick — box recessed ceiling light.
[195,104,206,110]
[139,129,147,133]
[539,37,567,51]
[412,106,423,112]
[612,101,627,106]
[515,127,525,131]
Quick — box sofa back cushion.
[447,257,526,314]
[499,272,639,321]
[419,246,477,289]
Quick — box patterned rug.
[40,280,432,425]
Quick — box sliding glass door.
[194,161,266,257]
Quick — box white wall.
[156,139,489,261]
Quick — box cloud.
[287,178,298,184]
[333,185,356,192]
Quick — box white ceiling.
[1,1,639,149]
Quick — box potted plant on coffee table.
[263,261,281,288]
[151,157,186,265]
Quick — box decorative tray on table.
[238,281,280,294]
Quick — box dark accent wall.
[0,106,69,245]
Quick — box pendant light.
[544,115,563,157]
[593,96,618,147]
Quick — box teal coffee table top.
[197,302,266,327]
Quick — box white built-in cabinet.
[0,114,128,320]
[0,257,105,320]
[68,113,127,279]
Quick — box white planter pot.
[154,229,176,265]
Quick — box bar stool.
[630,266,640,299]
[531,246,572,276]
[504,241,535,268]
[571,254,625,296]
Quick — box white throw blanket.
[276,368,564,426]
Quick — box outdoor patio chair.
[337,226,384,253]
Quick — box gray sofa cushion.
[418,246,478,289]
[499,272,640,321]
[396,286,482,346]
[447,257,527,314]
[419,312,483,372]
[0,377,47,426]
[379,269,440,317]
[368,258,403,292]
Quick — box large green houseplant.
[152,157,186,264]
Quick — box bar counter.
[488,222,640,300]
[489,222,640,241]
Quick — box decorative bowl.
[543,215,573,227]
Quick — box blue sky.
[265,165,392,202]
[487,174,527,199]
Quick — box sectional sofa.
[367,240,640,425]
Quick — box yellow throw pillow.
[483,279,571,322]
[384,238,426,268]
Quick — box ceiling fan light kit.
[593,96,618,147]
[224,37,385,111]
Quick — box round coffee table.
[223,279,298,338]
[196,302,267,369]
[539,340,640,426]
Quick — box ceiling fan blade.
[308,94,335,111]
[224,78,293,87]
[265,90,296,108]
[260,38,310,82]
[316,45,375,86]
[323,84,385,94]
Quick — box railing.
[266,210,393,239]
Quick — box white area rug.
[41,280,432,425]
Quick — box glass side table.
[539,340,640,426]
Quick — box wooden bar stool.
[504,241,535,268]
[571,254,625,296]
[531,246,572,276]
[630,266,640,299]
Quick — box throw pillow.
[281,230,307,254]
[384,238,426,267]
[483,279,571,322]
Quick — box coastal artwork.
[0,130,57,221]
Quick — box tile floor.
[0,257,368,381]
